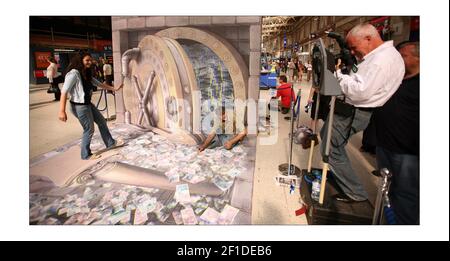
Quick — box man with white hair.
[320,23,405,203]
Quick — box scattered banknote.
[166,200,178,210]
[193,201,209,210]
[180,206,198,225]
[182,173,205,184]
[194,207,206,215]
[218,205,240,225]
[108,210,130,225]
[212,176,234,191]
[222,150,234,158]
[137,197,157,214]
[119,210,132,224]
[80,211,101,225]
[231,146,244,154]
[200,207,220,224]
[175,184,191,204]
[227,168,241,178]
[172,211,183,225]
[36,217,57,225]
[165,168,181,183]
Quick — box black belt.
[356,107,374,112]
[70,101,91,106]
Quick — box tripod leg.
[307,92,320,173]
[307,140,315,173]
[319,96,336,205]
[319,163,328,204]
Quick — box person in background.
[271,75,295,114]
[275,61,281,76]
[360,115,377,155]
[46,56,61,101]
[97,57,105,82]
[103,59,114,94]
[58,52,123,160]
[287,59,295,83]
[293,58,299,83]
[306,86,331,131]
[270,61,277,73]
[305,60,313,82]
[374,41,420,224]
[297,60,304,82]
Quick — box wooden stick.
[319,163,328,204]
[307,139,315,173]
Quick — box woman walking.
[58,52,123,160]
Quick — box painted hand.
[224,141,233,150]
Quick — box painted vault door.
[121,27,249,145]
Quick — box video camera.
[311,38,342,96]
[326,32,357,75]
[311,32,358,96]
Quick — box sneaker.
[112,139,125,148]
[85,154,101,160]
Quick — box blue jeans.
[376,147,420,224]
[208,134,238,149]
[70,103,115,159]
[320,108,372,201]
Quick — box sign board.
[34,51,51,69]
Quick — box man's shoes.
[332,194,368,203]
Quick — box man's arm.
[198,132,217,152]
[224,128,247,150]
[335,63,384,104]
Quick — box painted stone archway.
[120,27,250,145]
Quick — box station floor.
[29,80,378,225]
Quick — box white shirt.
[46,62,58,82]
[103,64,112,75]
[335,40,405,108]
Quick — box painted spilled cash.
[30,124,249,225]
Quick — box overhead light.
[54,49,75,52]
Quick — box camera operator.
[320,23,405,203]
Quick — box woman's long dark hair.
[47,56,57,63]
[64,52,93,81]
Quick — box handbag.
[47,85,57,94]
[294,125,319,149]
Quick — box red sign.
[34,51,51,69]
[34,70,45,78]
